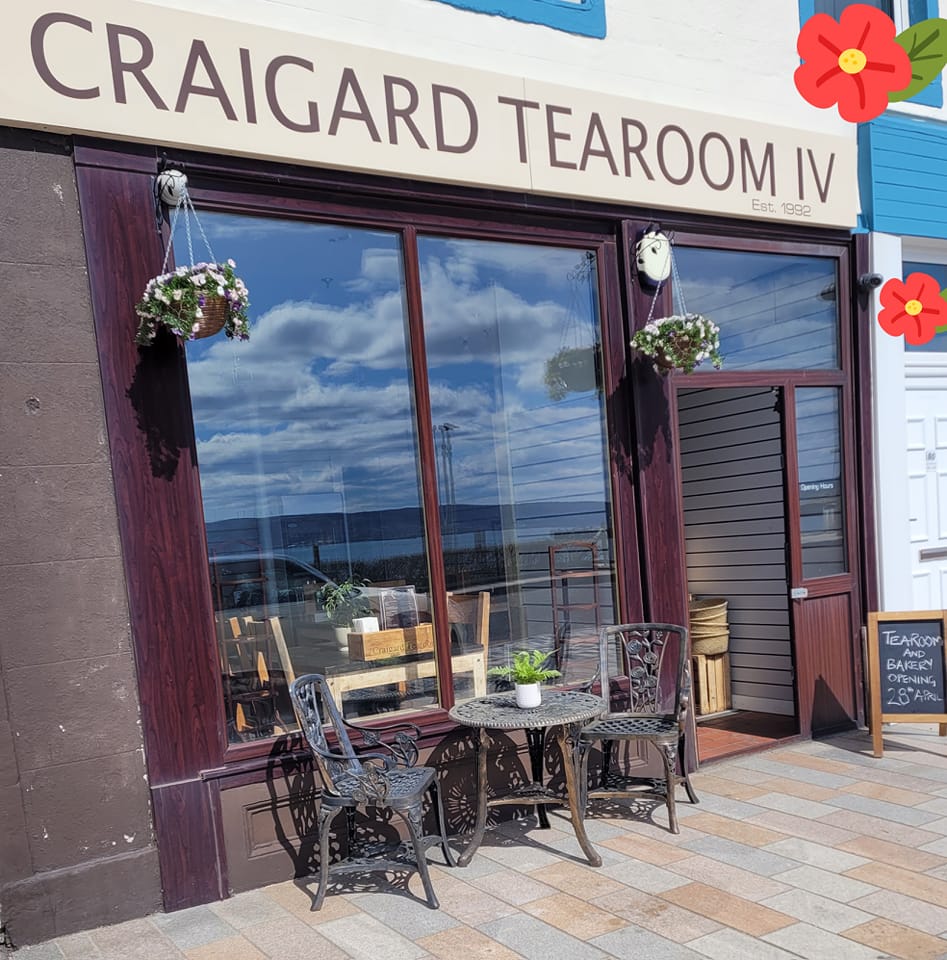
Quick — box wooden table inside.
[325,648,487,704]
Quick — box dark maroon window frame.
[73,135,870,910]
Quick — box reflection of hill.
[205,501,608,552]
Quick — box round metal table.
[449,690,605,867]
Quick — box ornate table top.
[449,690,604,730]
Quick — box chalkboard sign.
[867,611,947,757]
[877,619,946,713]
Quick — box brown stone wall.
[0,128,161,947]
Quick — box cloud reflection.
[185,215,609,534]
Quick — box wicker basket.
[688,597,729,656]
[190,295,228,339]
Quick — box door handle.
[919,547,947,561]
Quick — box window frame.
[75,139,855,774]
[162,179,632,762]
[430,0,606,38]
[798,0,943,107]
[73,138,868,916]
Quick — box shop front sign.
[1,0,858,227]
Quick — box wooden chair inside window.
[446,590,490,655]
[221,616,296,738]
[326,591,492,711]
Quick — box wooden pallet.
[693,651,731,716]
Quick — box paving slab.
[16,724,947,960]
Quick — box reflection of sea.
[206,501,609,569]
[314,533,486,564]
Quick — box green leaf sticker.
[889,18,947,102]
[937,288,947,330]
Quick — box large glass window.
[418,238,616,692]
[184,216,616,739]
[796,388,848,578]
[812,0,891,17]
[186,215,433,740]
[674,248,840,370]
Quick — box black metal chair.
[576,623,699,834]
[289,673,455,909]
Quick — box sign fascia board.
[0,0,858,227]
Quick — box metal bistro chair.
[576,623,699,834]
[289,674,455,909]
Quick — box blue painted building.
[431,0,606,37]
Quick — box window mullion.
[401,225,455,709]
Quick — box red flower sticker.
[795,3,911,122]
[878,273,946,345]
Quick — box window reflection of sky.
[183,216,418,533]
[182,215,611,567]
[674,248,839,370]
[419,237,610,556]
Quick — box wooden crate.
[347,623,435,661]
[693,651,731,716]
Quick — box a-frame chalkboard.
[867,611,947,757]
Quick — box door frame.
[672,373,863,738]
[665,233,864,738]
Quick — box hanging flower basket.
[135,170,250,347]
[631,314,722,375]
[135,260,250,345]
[543,344,600,400]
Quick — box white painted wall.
[138,0,851,136]
[870,231,914,610]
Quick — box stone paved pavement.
[8,724,947,960]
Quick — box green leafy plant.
[135,259,250,345]
[316,576,373,627]
[488,650,562,685]
[630,313,722,374]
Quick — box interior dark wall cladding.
[0,127,161,947]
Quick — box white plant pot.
[515,682,542,708]
[333,626,351,650]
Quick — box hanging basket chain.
[634,233,721,374]
[160,181,217,273]
[645,234,687,325]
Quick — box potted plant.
[316,576,374,648]
[488,650,562,708]
[543,344,600,400]
[135,259,250,345]
[630,313,723,374]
